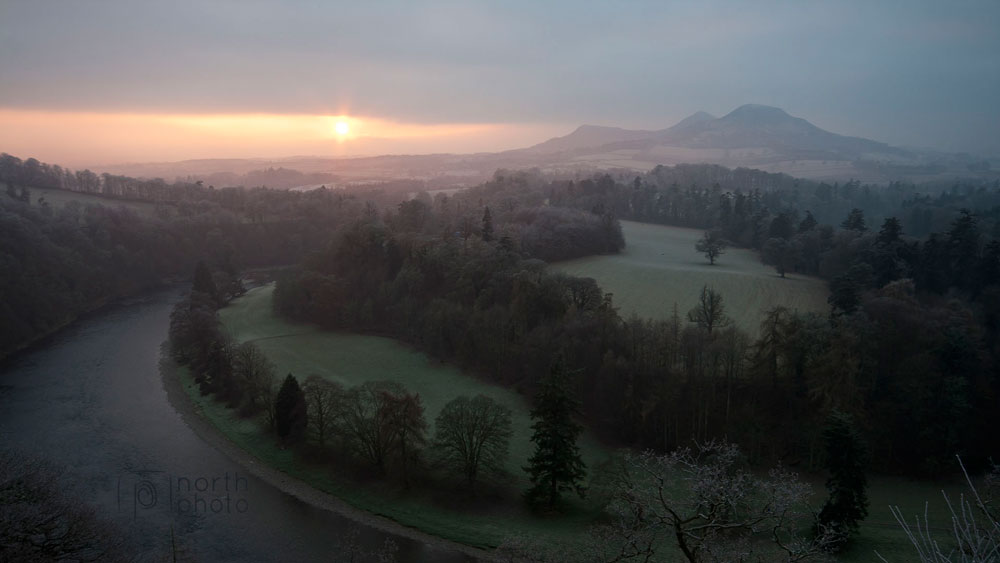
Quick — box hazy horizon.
[2,0,999,166]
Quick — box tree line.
[169,267,589,510]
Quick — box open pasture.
[552,220,830,334]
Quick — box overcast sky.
[1,0,998,164]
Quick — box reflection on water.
[0,290,474,563]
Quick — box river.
[0,289,476,562]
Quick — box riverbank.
[159,348,490,562]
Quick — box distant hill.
[655,104,909,159]
[523,124,657,154]
[526,104,911,161]
[87,105,992,186]
[664,110,717,133]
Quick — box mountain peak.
[670,111,716,130]
[721,104,795,124]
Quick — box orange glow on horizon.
[0,109,566,166]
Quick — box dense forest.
[276,167,1000,476]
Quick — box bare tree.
[687,285,732,334]
[0,450,135,562]
[877,457,999,563]
[381,390,428,487]
[433,394,513,490]
[593,441,835,562]
[233,341,276,414]
[340,381,405,473]
[303,375,345,449]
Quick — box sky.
[1,0,998,166]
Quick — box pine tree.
[192,260,220,306]
[817,410,869,550]
[481,206,494,242]
[798,210,818,233]
[841,208,867,232]
[523,357,586,510]
[275,373,307,443]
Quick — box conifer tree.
[192,260,220,306]
[481,206,494,242]
[524,356,586,510]
[275,373,307,443]
[817,410,869,550]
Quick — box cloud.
[1,0,998,154]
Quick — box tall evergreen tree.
[948,209,981,292]
[524,357,586,510]
[841,208,867,232]
[817,410,869,550]
[192,260,220,305]
[275,373,307,443]
[481,206,494,242]
[876,217,903,246]
[798,210,818,233]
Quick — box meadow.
[551,220,830,334]
[202,279,965,560]
[211,284,611,548]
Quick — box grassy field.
[552,220,830,334]
[20,186,161,216]
[211,284,611,549]
[208,286,968,560]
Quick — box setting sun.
[335,121,349,135]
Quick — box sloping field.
[24,186,161,216]
[552,220,830,334]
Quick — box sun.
[335,121,350,135]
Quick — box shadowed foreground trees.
[0,451,136,563]
[433,395,513,490]
[524,358,587,510]
[592,441,836,563]
[303,375,345,449]
[275,373,307,443]
[816,411,869,550]
[878,458,999,563]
